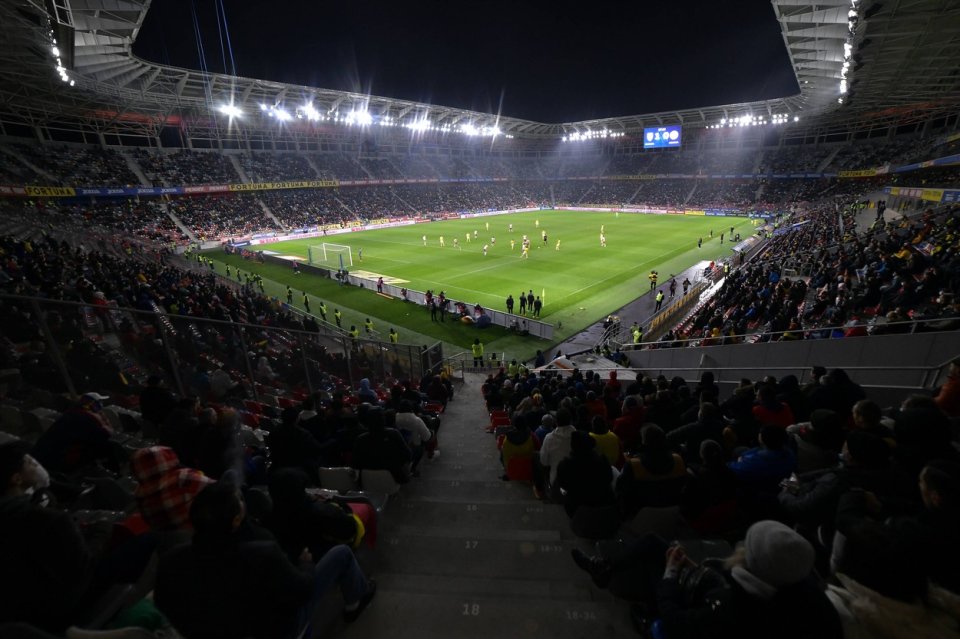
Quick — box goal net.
[308,243,353,268]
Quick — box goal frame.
[309,243,353,268]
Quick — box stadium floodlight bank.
[308,243,353,268]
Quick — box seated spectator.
[589,415,623,468]
[130,446,213,533]
[556,431,616,518]
[933,357,960,418]
[835,460,960,595]
[139,375,177,434]
[809,368,866,419]
[266,468,364,562]
[570,520,842,639]
[425,375,449,407]
[681,440,740,534]
[617,424,687,516]
[498,414,538,480]
[255,356,279,383]
[534,412,555,443]
[0,441,92,632]
[155,482,376,639]
[270,407,329,481]
[539,408,575,490]
[393,401,433,477]
[352,407,411,484]
[666,402,725,463]
[612,396,645,452]
[786,409,844,473]
[779,431,899,528]
[729,424,796,488]
[31,392,114,474]
[753,385,796,429]
[851,399,895,440]
[357,378,379,405]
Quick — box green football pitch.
[210,210,755,359]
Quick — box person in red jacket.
[752,385,796,429]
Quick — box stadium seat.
[505,456,534,481]
[319,466,360,493]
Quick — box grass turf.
[209,211,755,360]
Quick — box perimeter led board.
[643,125,682,148]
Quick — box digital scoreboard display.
[643,125,682,149]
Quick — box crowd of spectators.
[239,153,318,182]
[481,358,960,638]
[759,146,833,174]
[0,224,471,634]
[259,189,352,228]
[687,180,758,209]
[669,203,960,346]
[133,149,239,186]
[12,144,140,187]
[635,179,696,206]
[167,194,277,240]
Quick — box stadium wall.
[626,330,960,406]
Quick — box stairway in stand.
[338,372,635,639]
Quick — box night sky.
[133,0,799,123]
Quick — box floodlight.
[301,104,321,121]
[840,79,848,93]
[69,80,74,86]
[272,107,291,121]
[218,104,243,118]
[346,110,372,126]
[794,116,799,122]
[51,46,59,57]
[259,104,267,111]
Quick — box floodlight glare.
[51,46,59,57]
[301,104,321,121]
[346,110,372,126]
[218,104,243,118]
[273,108,292,121]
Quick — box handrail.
[634,315,960,350]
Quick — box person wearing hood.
[356,378,379,405]
[130,445,213,533]
[571,519,842,639]
[556,431,616,518]
[0,441,92,632]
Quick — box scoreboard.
[643,125,682,149]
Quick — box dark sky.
[133,0,799,123]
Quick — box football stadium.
[0,0,959,637]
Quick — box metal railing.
[0,293,442,401]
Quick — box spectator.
[589,415,623,468]
[0,441,92,632]
[539,408,576,489]
[786,409,844,473]
[130,446,214,533]
[155,482,376,639]
[556,431,616,518]
[933,357,960,417]
[570,520,842,639]
[616,424,687,517]
[266,468,363,562]
[394,401,433,477]
[352,407,411,484]
[31,392,114,474]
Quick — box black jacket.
[656,571,842,639]
[0,495,93,631]
[155,536,312,639]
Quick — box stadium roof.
[0,0,957,140]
